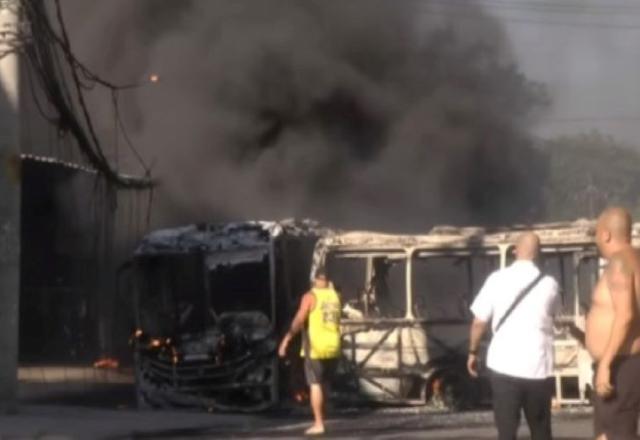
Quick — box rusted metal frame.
[498,243,511,269]
[364,256,373,317]
[397,323,403,366]
[555,253,566,306]
[145,356,256,377]
[341,317,468,332]
[356,366,426,377]
[405,248,414,319]
[142,385,273,411]
[148,361,253,380]
[350,332,356,369]
[268,239,277,328]
[358,374,402,399]
[145,362,258,381]
[267,239,279,406]
[201,250,217,328]
[170,382,273,392]
[466,257,473,305]
[280,236,294,312]
[132,259,142,330]
[572,252,582,317]
[574,248,597,314]
[406,323,422,363]
[356,326,397,370]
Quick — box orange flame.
[93,357,119,369]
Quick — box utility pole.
[0,0,21,411]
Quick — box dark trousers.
[490,370,554,440]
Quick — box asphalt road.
[0,405,596,439]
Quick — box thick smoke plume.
[62,0,548,231]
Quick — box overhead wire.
[13,0,155,189]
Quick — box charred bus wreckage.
[129,219,640,412]
[128,220,322,411]
[312,220,640,408]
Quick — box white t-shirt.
[470,260,561,379]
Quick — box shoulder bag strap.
[494,272,545,334]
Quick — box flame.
[150,338,162,348]
[149,74,160,83]
[93,357,119,369]
[432,378,443,397]
[293,390,308,403]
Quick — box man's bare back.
[586,248,640,362]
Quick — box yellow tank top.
[301,288,341,359]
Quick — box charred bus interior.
[314,222,608,409]
[326,247,496,409]
[132,252,277,411]
[129,221,320,411]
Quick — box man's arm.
[467,273,495,378]
[278,292,315,358]
[596,254,636,396]
[467,318,489,377]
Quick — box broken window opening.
[326,251,407,319]
[412,251,500,322]
[208,256,272,320]
[540,252,576,317]
[136,254,207,337]
[576,255,598,314]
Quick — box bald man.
[587,207,640,440]
[468,232,560,440]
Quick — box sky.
[481,0,640,145]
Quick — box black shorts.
[304,358,337,386]
[593,354,640,439]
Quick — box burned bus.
[128,220,322,411]
[128,218,640,411]
[312,220,640,408]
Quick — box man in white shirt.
[467,232,561,440]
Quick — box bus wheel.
[439,373,477,411]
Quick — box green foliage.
[540,131,640,221]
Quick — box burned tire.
[429,372,479,411]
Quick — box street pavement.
[0,405,596,439]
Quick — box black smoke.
[62,0,549,231]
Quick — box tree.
[540,131,640,220]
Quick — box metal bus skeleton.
[128,218,640,411]
[312,219,640,408]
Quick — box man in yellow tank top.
[278,269,341,436]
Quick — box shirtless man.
[586,207,640,440]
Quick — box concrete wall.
[0,2,21,409]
